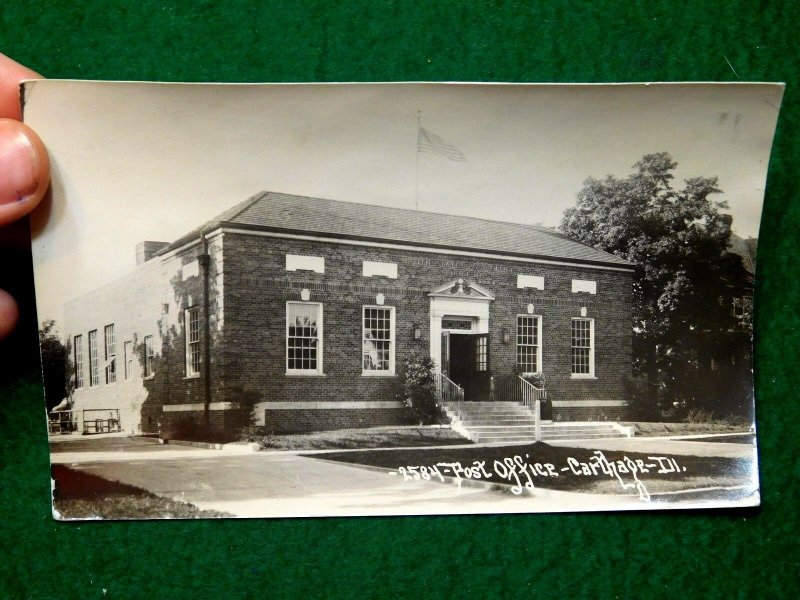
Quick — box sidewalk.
[547,436,756,459]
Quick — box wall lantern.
[413,324,422,340]
[502,327,510,344]
[300,288,311,301]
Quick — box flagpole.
[415,110,420,211]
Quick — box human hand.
[0,53,49,340]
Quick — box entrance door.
[440,331,450,376]
[445,333,490,401]
[470,333,491,401]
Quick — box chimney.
[136,241,170,265]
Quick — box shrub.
[684,408,715,424]
[239,425,274,445]
[511,366,547,388]
[399,354,442,425]
[228,387,262,434]
[623,375,661,421]
[724,413,753,429]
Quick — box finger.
[0,288,19,340]
[0,52,42,120]
[0,118,50,226]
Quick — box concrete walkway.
[547,436,757,459]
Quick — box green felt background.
[1,1,798,598]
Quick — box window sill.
[183,375,201,381]
[361,372,397,378]
[285,372,326,377]
[570,375,598,380]
[143,375,155,381]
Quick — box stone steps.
[460,419,537,426]
[442,401,632,443]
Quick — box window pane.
[516,316,539,372]
[105,324,116,383]
[186,308,201,376]
[88,331,99,386]
[144,336,154,377]
[74,335,84,388]
[571,319,593,374]
[287,303,321,372]
[363,307,393,372]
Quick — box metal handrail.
[518,376,544,441]
[48,410,77,434]
[81,408,122,435]
[436,372,465,417]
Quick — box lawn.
[51,465,230,520]
[309,442,756,500]
[247,425,471,451]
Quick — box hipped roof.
[160,191,634,269]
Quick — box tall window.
[571,318,595,377]
[362,306,395,375]
[286,302,322,374]
[185,307,201,377]
[73,335,84,389]
[143,335,155,377]
[88,330,99,386]
[104,324,116,384]
[516,315,541,373]
[123,340,133,380]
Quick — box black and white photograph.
[28,80,782,519]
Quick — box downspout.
[198,234,212,429]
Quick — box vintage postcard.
[27,81,782,519]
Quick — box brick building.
[64,192,635,437]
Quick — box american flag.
[417,127,467,162]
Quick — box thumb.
[0,118,50,227]
[0,288,19,340]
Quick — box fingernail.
[0,123,39,205]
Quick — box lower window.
[185,307,201,377]
[286,302,323,374]
[571,318,595,377]
[516,315,541,373]
[143,335,155,377]
[363,306,395,374]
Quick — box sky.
[25,81,783,326]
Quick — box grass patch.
[51,465,230,520]
[309,442,754,497]
[626,422,754,437]
[246,425,470,451]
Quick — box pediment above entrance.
[428,278,495,300]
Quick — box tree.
[560,152,751,415]
[39,319,72,410]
